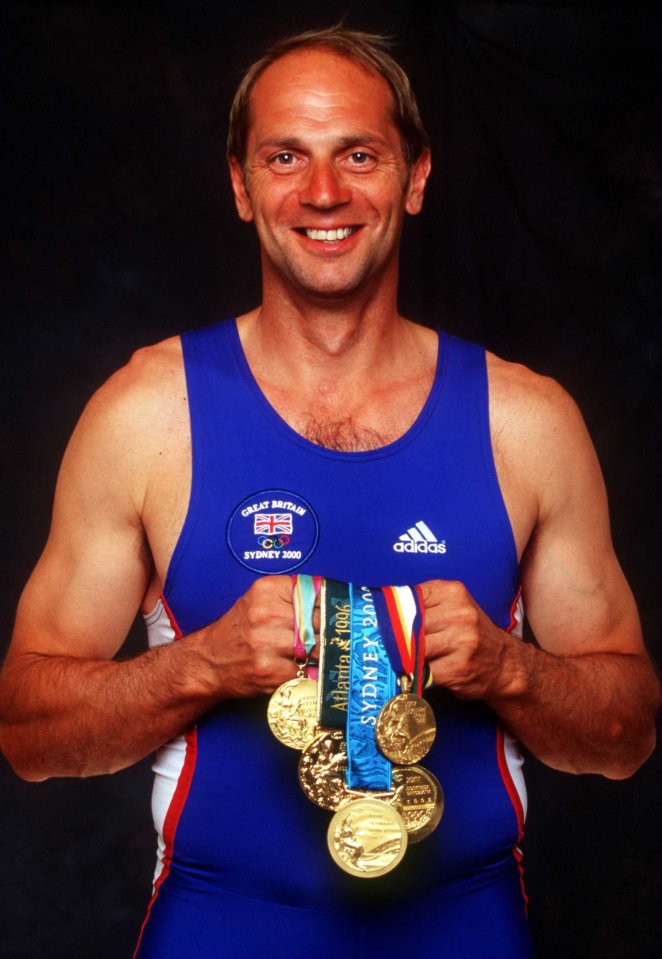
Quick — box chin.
[288,266,383,301]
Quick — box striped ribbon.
[292,574,323,679]
[372,585,427,695]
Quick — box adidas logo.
[393,521,447,554]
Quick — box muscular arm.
[422,582,657,779]
[422,367,659,779]
[0,346,296,781]
[1,578,296,781]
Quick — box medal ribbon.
[318,579,351,729]
[292,574,322,679]
[372,585,427,695]
[346,584,395,791]
[413,584,432,694]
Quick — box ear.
[405,149,432,216]
[228,156,254,222]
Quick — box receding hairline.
[227,28,429,167]
[251,42,394,85]
[247,46,402,135]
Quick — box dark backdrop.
[1,2,660,957]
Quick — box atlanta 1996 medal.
[327,797,408,878]
[375,684,436,765]
[298,728,349,810]
[390,765,444,843]
[267,677,319,750]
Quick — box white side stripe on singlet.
[503,592,528,819]
[143,598,188,887]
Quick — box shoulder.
[98,334,184,409]
[58,336,188,513]
[485,351,603,522]
[78,335,186,442]
[486,351,589,451]
[486,351,578,423]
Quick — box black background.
[1,2,660,956]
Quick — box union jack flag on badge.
[254,513,293,535]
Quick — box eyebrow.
[254,133,391,152]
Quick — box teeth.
[305,227,355,241]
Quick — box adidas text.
[393,540,447,554]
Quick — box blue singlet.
[134,318,534,959]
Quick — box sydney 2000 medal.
[371,586,437,765]
[375,682,436,765]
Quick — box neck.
[235,293,437,453]
[240,311,409,396]
[254,250,406,357]
[241,285,409,381]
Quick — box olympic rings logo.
[258,535,291,550]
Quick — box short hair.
[227,25,429,169]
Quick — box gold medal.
[390,765,444,843]
[298,729,349,810]
[375,678,436,765]
[267,676,319,750]
[327,797,408,878]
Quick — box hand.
[203,575,301,698]
[419,580,520,700]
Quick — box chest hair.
[302,414,392,452]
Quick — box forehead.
[247,47,397,145]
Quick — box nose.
[298,159,351,209]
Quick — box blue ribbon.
[346,584,395,791]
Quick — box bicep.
[519,391,644,658]
[8,383,153,663]
[521,522,643,659]
[12,520,151,663]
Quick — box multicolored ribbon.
[372,585,428,695]
[292,574,322,679]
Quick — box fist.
[207,576,299,698]
[419,580,516,700]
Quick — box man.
[0,25,658,959]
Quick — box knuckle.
[462,605,480,629]
[447,580,468,601]
[248,577,271,601]
[253,652,274,681]
[419,580,435,603]
[244,602,265,629]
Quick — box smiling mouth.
[296,227,360,242]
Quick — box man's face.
[229,47,430,303]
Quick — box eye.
[269,152,298,169]
[344,151,377,171]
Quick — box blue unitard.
[134,319,534,959]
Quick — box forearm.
[0,636,222,780]
[487,637,660,779]
[1,577,298,781]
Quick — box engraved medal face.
[267,677,319,750]
[327,797,408,878]
[375,693,437,765]
[390,765,444,843]
[298,729,349,810]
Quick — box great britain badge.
[226,488,319,574]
